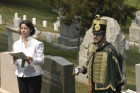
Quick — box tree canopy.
[49,0,137,34]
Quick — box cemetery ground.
[0,1,140,92]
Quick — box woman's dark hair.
[19,20,35,36]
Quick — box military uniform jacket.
[82,41,124,91]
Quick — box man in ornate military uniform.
[75,15,124,93]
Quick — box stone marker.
[14,13,18,18]
[59,24,80,46]
[135,64,140,91]
[43,20,47,27]
[139,42,140,53]
[53,20,83,50]
[129,26,140,42]
[77,16,126,84]
[0,15,2,24]
[41,55,75,93]
[56,17,60,27]
[54,23,58,31]
[0,52,19,93]
[6,26,20,51]
[32,18,36,25]
[46,32,52,43]
[129,11,140,42]
[56,21,60,27]
[33,28,38,38]
[23,15,27,20]
[125,40,129,50]
[13,18,21,27]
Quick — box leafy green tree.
[48,0,137,34]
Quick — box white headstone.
[56,17,60,27]
[23,15,27,20]
[46,32,52,43]
[0,52,19,93]
[135,64,140,91]
[125,40,129,50]
[32,18,36,25]
[33,28,38,38]
[56,21,60,27]
[13,18,21,26]
[0,15,2,24]
[15,13,18,18]
[54,23,58,31]
[43,20,47,27]
[129,11,140,42]
[138,42,140,53]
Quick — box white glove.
[75,66,83,75]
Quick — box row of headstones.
[0,13,60,31]
[1,13,60,42]
[125,40,140,53]
[14,13,60,31]
[14,13,59,42]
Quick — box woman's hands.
[13,56,19,64]
[13,56,33,61]
[13,56,18,61]
[12,56,33,65]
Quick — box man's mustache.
[94,38,98,40]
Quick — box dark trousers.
[17,75,42,93]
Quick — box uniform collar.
[94,40,109,52]
[94,39,106,47]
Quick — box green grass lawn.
[125,46,140,90]
[0,0,140,92]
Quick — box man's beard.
[94,38,99,44]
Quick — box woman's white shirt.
[11,36,44,77]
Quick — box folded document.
[9,52,26,59]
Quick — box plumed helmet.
[92,15,107,35]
